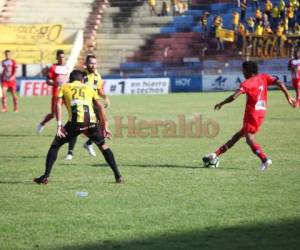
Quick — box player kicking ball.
[203,61,295,170]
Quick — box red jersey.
[239,73,276,119]
[289,59,300,80]
[1,59,17,82]
[48,64,69,97]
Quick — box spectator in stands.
[262,13,270,29]
[171,0,180,16]
[1,50,18,112]
[286,4,295,33]
[147,0,157,16]
[263,25,273,35]
[295,23,300,35]
[160,1,170,16]
[275,21,286,50]
[240,0,247,23]
[255,8,263,24]
[247,17,256,33]
[200,11,210,35]
[177,1,188,15]
[271,5,280,30]
[264,0,273,20]
[256,21,264,35]
[237,22,247,50]
[214,16,224,50]
[279,0,286,18]
[232,11,240,32]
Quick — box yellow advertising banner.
[0,24,63,44]
[0,44,71,64]
[218,29,235,42]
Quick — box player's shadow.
[0,134,52,137]
[0,155,44,159]
[90,163,198,169]
[48,218,300,250]
[0,180,34,185]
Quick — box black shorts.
[51,122,105,148]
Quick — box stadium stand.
[0,0,16,23]
[94,0,294,77]
[8,0,96,39]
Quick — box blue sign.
[170,76,202,93]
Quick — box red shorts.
[242,115,265,134]
[2,80,17,92]
[292,79,300,89]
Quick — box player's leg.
[34,123,78,184]
[203,129,244,164]
[215,129,244,156]
[83,138,96,157]
[66,136,77,160]
[98,143,123,183]
[36,97,56,133]
[11,83,18,112]
[296,86,300,107]
[1,85,8,112]
[87,126,123,183]
[245,132,272,170]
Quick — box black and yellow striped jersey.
[83,69,103,92]
[58,80,100,123]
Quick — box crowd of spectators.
[200,0,300,50]
[147,0,189,16]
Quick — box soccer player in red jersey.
[203,61,295,170]
[1,50,18,112]
[288,49,300,107]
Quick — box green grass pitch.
[0,91,299,250]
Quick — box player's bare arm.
[56,97,67,138]
[98,88,111,108]
[214,90,243,111]
[274,79,296,107]
[94,99,112,139]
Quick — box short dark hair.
[56,49,65,57]
[4,50,11,54]
[85,54,96,62]
[69,70,83,82]
[242,61,258,75]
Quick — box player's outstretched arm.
[98,88,110,108]
[275,80,296,107]
[214,90,242,111]
[94,100,112,139]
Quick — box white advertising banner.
[202,74,244,91]
[202,72,292,91]
[103,78,170,95]
[19,79,52,96]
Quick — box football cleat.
[65,154,73,160]
[83,143,96,157]
[260,159,272,171]
[115,176,124,184]
[33,175,48,184]
[36,124,44,133]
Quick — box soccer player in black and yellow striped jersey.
[34,70,123,184]
[82,55,110,157]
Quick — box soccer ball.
[203,156,220,168]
